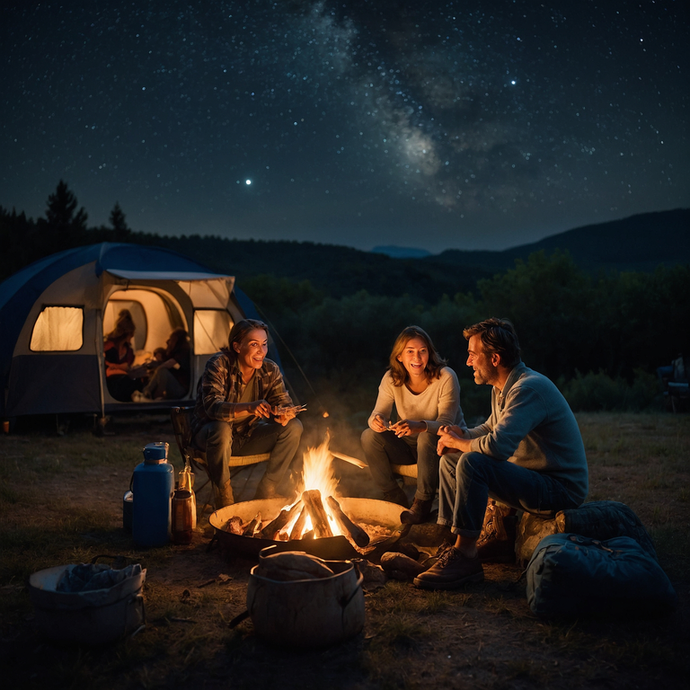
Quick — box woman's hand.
[249,400,272,419]
[371,414,389,433]
[273,405,297,427]
[389,419,426,438]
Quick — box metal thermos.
[172,489,194,544]
[131,442,174,547]
[172,466,196,544]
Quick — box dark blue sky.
[2,1,688,253]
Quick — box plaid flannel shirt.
[191,351,293,440]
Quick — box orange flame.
[282,431,343,538]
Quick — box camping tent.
[0,242,269,419]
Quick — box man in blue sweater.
[414,318,588,590]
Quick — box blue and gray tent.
[0,242,269,419]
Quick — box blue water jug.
[132,442,174,547]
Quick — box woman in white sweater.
[361,325,466,524]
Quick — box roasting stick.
[330,451,367,469]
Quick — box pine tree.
[43,180,88,249]
[109,201,131,241]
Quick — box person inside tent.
[132,327,191,402]
[190,319,303,508]
[103,309,145,402]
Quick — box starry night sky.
[2,0,688,253]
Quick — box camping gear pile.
[517,500,678,617]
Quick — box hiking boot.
[213,480,234,509]
[131,390,152,403]
[476,500,517,563]
[413,547,484,590]
[382,485,409,508]
[400,498,434,525]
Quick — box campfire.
[219,433,393,552]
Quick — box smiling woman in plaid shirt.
[191,319,303,508]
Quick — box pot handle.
[340,566,365,609]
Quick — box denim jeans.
[361,428,441,501]
[195,417,302,492]
[438,451,581,537]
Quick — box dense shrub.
[561,369,662,412]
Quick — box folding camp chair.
[170,406,270,515]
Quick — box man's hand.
[437,424,471,455]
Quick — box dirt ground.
[2,414,689,690]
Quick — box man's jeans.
[361,428,441,501]
[195,418,302,492]
[438,451,580,537]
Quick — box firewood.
[222,516,244,535]
[380,551,426,580]
[326,495,370,548]
[242,512,262,536]
[301,489,333,538]
[260,501,302,540]
[289,506,308,540]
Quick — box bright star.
[245,179,252,185]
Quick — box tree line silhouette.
[2,181,688,416]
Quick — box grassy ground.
[0,411,688,690]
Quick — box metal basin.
[210,496,404,560]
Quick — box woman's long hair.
[388,325,447,386]
[223,319,269,361]
[105,309,135,345]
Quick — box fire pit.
[210,496,405,560]
[209,433,406,560]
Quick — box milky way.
[2,0,688,252]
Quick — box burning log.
[326,495,370,548]
[289,506,308,541]
[242,512,262,537]
[260,502,302,540]
[302,489,333,538]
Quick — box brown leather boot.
[476,499,517,563]
[213,480,234,509]
[400,498,434,525]
[413,547,484,590]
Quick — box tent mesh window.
[29,306,84,351]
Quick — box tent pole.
[95,309,107,427]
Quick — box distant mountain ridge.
[428,208,690,272]
[152,208,689,303]
[371,245,432,259]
